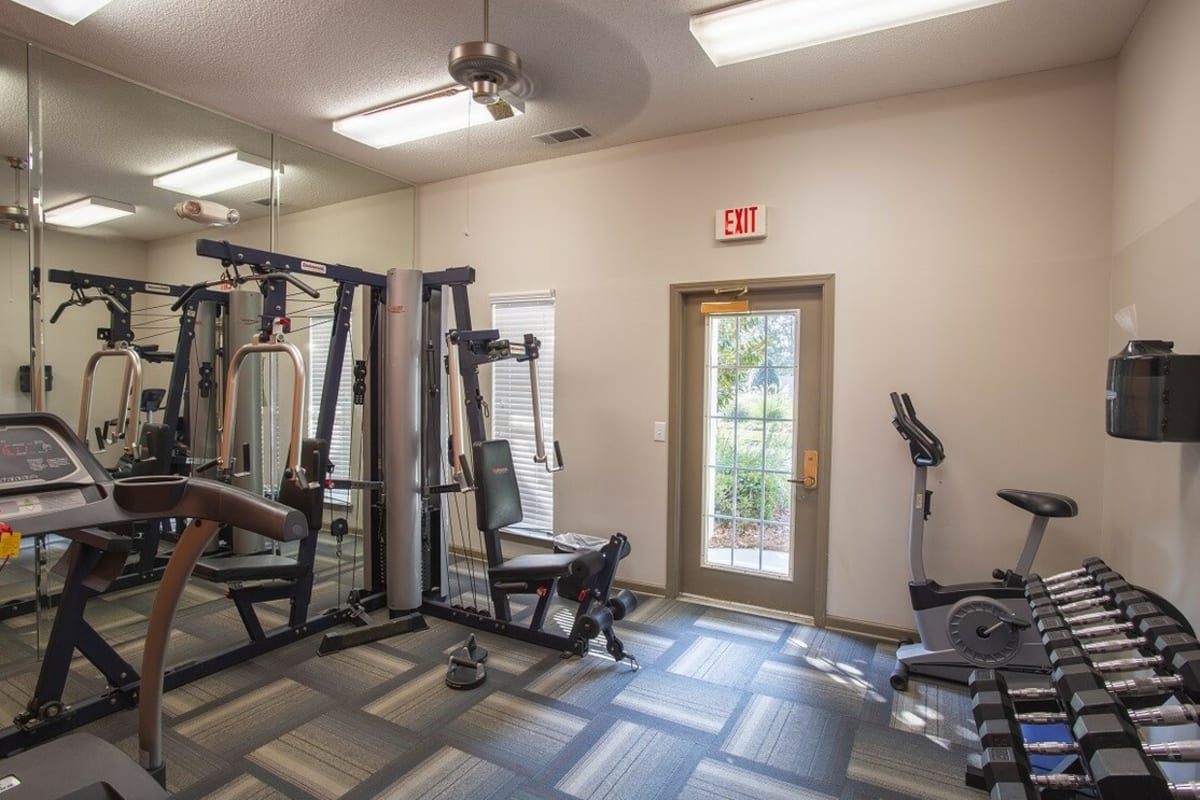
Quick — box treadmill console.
[0,426,89,488]
[0,416,104,523]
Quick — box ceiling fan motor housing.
[448,41,523,105]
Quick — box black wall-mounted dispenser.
[1107,340,1200,442]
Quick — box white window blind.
[491,292,555,532]
[307,317,354,485]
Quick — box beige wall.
[417,63,1115,628]
[1104,0,1200,623]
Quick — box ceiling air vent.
[534,127,593,145]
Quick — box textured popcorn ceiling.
[0,0,1147,186]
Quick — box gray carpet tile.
[679,758,838,800]
[750,659,870,717]
[363,666,486,733]
[286,646,419,700]
[370,745,519,800]
[247,709,416,800]
[693,607,790,643]
[886,680,979,749]
[201,774,294,800]
[603,626,675,667]
[668,634,766,689]
[781,625,878,669]
[846,721,986,800]
[162,662,276,719]
[555,719,702,800]
[625,596,705,630]
[611,668,742,734]
[722,694,857,787]
[525,653,638,710]
[444,691,589,771]
[174,677,334,757]
[0,550,982,800]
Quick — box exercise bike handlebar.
[890,391,945,467]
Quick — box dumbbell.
[1057,711,1189,763]
[1028,577,1145,618]
[981,724,1176,799]
[1040,557,1111,586]
[1036,604,1187,649]
[1009,674,1187,702]
[1028,573,1132,606]
[1029,773,1200,798]
[1018,704,1200,726]
[1027,737,1200,762]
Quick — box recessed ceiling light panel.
[45,196,134,227]
[690,0,1009,67]
[153,151,276,197]
[9,0,116,25]
[333,86,524,149]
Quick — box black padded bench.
[472,439,637,663]
[193,553,308,582]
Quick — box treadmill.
[0,412,307,799]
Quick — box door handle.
[788,450,818,490]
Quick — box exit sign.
[716,204,767,241]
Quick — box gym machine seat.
[468,439,637,665]
[489,550,606,583]
[997,490,1079,519]
[192,553,308,582]
[475,439,601,586]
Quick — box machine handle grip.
[280,272,321,299]
[170,282,206,312]
[49,300,72,324]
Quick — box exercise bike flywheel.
[946,596,1024,667]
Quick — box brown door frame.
[666,274,835,625]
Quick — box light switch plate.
[653,421,667,442]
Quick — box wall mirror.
[2,46,414,631]
[0,34,28,415]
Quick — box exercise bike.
[888,391,1078,690]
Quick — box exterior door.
[679,284,825,615]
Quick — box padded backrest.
[474,439,523,532]
[132,422,172,476]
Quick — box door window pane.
[702,311,798,578]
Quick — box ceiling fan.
[448,0,531,118]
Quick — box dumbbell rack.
[968,557,1200,799]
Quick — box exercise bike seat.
[996,489,1078,518]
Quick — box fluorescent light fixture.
[45,196,135,227]
[9,0,116,25]
[153,151,276,197]
[690,0,1009,67]
[333,85,525,149]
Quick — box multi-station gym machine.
[0,238,636,756]
[329,264,637,668]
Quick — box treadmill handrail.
[128,476,307,773]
